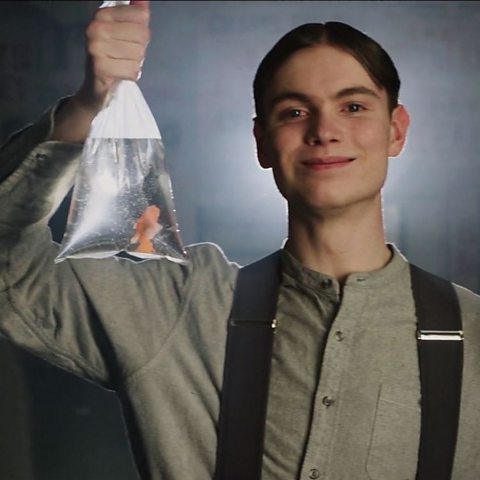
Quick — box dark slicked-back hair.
[253,22,400,122]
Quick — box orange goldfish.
[130,205,162,253]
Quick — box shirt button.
[334,331,344,341]
[322,396,334,407]
[320,278,332,289]
[309,468,320,479]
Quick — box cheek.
[352,120,391,154]
[265,128,300,165]
[270,126,296,151]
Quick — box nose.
[305,112,341,146]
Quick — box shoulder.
[185,242,239,286]
[452,282,480,321]
[406,262,479,326]
[449,283,480,366]
[71,242,238,291]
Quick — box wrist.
[71,86,107,117]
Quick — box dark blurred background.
[0,1,479,478]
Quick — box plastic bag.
[56,2,186,263]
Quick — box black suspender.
[410,264,464,480]
[215,255,463,480]
[215,251,281,480]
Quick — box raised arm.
[0,0,190,389]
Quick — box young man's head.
[252,22,410,216]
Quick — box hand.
[76,0,150,113]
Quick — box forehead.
[269,44,384,100]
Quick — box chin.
[289,192,381,218]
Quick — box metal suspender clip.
[417,330,464,341]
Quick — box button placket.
[299,287,368,479]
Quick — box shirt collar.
[280,243,409,294]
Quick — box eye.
[287,108,303,117]
[345,103,365,113]
[279,108,308,121]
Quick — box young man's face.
[254,44,409,217]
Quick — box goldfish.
[130,205,162,253]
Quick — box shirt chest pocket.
[366,385,421,480]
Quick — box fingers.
[92,56,142,83]
[87,21,150,46]
[78,2,151,110]
[89,35,148,64]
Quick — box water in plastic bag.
[56,136,185,262]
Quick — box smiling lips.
[302,156,355,170]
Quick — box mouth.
[301,156,355,170]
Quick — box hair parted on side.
[253,22,400,122]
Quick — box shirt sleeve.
[0,97,72,183]
[0,101,192,390]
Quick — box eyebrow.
[335,86,381,100]
[268,85,381,110]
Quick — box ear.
[388,104,410,157]
[253,118,272,169]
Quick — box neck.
[286,198,391,283]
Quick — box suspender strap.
[410,264,463,480]
[214,251,281,480]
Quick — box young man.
[0,2,478,479]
